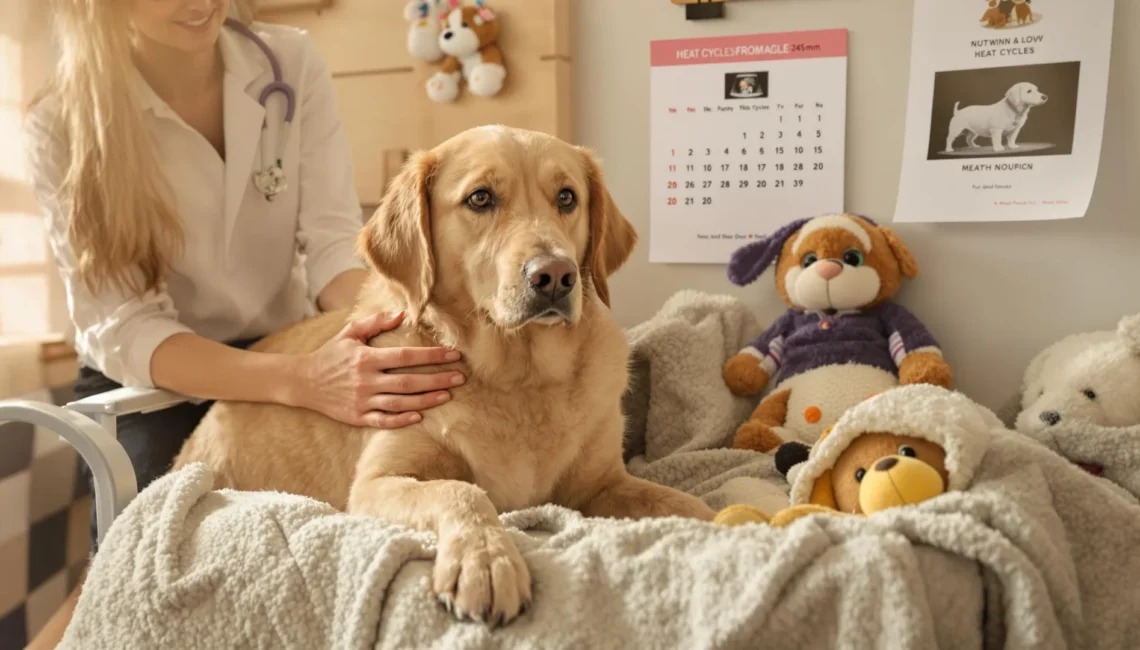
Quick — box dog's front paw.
[992,143,1006,152]
[435,525,531,627]
[1008,143,1021,150]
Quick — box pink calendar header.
[650,29,847,67]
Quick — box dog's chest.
[427,389,593,512]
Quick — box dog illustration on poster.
[943,81,1048,153]
[925,61,1079,162]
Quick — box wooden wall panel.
[332,72,424,205]
[264,0,410,75]
[258,0,572,201]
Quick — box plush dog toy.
[715,384,998,527]
[404,1,445,62]
[426,0,507,103]
[1007,313,1140,495]
[722,213,952,454]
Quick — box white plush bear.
[1016,314,1140,434]
[404,1,444,63]
[1012,313,1140,497]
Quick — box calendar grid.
[649,30,848,264]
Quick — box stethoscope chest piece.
[253,163,287,201]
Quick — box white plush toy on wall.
[426,0,507,103]
[1011,313,1140,497]
[404,1,444,62]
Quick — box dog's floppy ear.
[356,150,438,316]
[727,217,812,286]
[877,225,919,280]
[582,150,637,308]
[1004,82,1026,111]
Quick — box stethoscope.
[225,18,295,201]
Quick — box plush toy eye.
[1083,389,1097,400]
[465,189,494,211]
[800,252,818,268]
[842,248,864,267]
[854,468,866,482]
[898,445,917,458]
[557,188,577,211]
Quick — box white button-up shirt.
[23,22,366,388]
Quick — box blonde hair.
[39,0,257,297]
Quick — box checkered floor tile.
[1,384,91,650]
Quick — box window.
[0,1,68,346]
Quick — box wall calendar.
[649,29,849,264]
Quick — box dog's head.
[357,125,636,332]
[727,213,919,312]
[439,4,499,58]
[1005,82,1048,111]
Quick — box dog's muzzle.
[522,255,577,322]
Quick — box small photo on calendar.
[925,60,1080,161]
[724,71,769,100]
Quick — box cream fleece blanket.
[61,291,1140,649]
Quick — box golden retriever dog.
[172,125,715,628]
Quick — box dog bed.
[59,291,1140,649]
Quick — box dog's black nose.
[525,256,577,302]
[442,31,453,40]
[1040,410,1061,426]
[1039,93,1048,101]
[874,457,899,472]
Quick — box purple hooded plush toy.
[722,212,953,455]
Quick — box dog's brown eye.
[557,188,576,211]
[1083,389,1097,400]
[854,468,866,482]
[466,189,494,211]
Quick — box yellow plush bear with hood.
[715,384,1001,527]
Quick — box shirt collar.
[133,21,267,116]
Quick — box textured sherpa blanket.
[61,291,1140,649]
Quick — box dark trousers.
[74,337,261,554]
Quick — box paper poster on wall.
[893,0,1115,223]
[648,29,848,264]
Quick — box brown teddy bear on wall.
[426,0,507,103]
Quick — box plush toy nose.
[1040,410,1061,426]
[874,457,898,472]
[442,31,453,39]
[815,260,843,280]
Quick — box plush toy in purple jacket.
[722,212,953,453]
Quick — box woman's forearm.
[149,333,304,405]
[317,268,368,313]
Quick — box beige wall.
[571,0,1140,410]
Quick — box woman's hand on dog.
[290,311,466,428]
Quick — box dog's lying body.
[943,81,1048,154]
[173,125,714,628]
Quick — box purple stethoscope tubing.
[224,17,295,126]
[224,17,295,199]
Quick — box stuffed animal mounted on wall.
[404,1,446,62]
[722,212,953,455]
[426,0,507,103]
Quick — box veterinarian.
[23,0,464,554]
